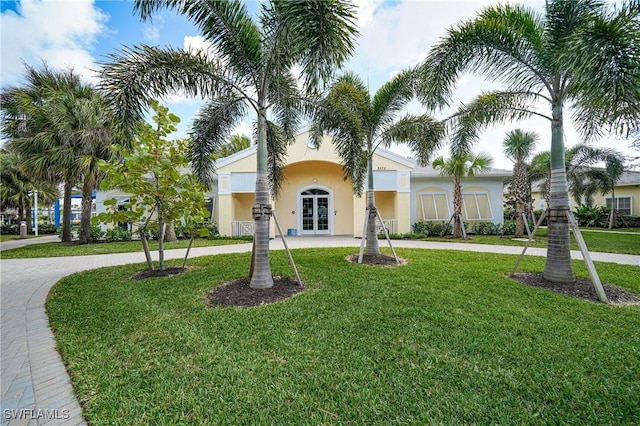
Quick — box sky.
[1,0,637,170]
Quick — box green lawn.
[418,227,640,255]
[47,248,640,425]
[0,237,250,258]
[0,233,44,242]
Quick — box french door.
[300,189,331,235]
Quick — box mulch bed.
[345,253,406,266]
[206,276,304,308]
[511,273,640,305]
[131,267,188,281]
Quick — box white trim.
[605,196,632,216]
[297,185,334,235]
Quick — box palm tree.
[0,148,59,233]
[529,150,552,212]
[100,0,358,289]
[588,153,626,229]
[2,64,117,244]
[503,129,539,238]
[432,152,493,239]
[419,0,640,283]
[311,72,443,256]
[212,134,251,160]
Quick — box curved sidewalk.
[1,237,638,425]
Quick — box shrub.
[573,205,609,227]
[37,223,57,234]
[105,227,132,242]
[1,223,18,235]
[412,221,452,236]
[89,225,106,242]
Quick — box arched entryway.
[298,186,333,235]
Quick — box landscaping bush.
[37,223,57,234]
[1,223,18,235]
[573,205,609,227]
[105,227,132,242]
[412,221,452,236]
[89,225,105,242]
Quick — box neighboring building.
[530,170,640,216]
[96,130,511,237]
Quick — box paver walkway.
[1,236,638,425]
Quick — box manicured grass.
[418,228,640,255]
[0,233,44,242]
[47,248,640,425]
[0,237,249,258]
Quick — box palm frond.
[380,114,445,166]
[565,0,640,140]
[188,96,248,185]
[418,3,549,109]
[99,45,230,141]
[270,0,358,91]
[447,90,548,157]
[371,70,413,131]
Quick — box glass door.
[300,189,331,235]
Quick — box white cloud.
[0,0,107,86]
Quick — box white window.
[419,192,450,221]
[605,197,632,216]
[462,192,493,221]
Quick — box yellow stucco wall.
[213,130,416,236]
[275,161,354,235]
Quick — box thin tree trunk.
[62,180,73,242]
[158,209,165,271]
[543,101,575,283]
[78,177,93,244]
[250,111,274,289]
[453,176,463,238]
[140,230,154,272]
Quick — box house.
[96,130,511,237]
[530,170,640,216]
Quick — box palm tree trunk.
[453,176,463,238]
[78,177,93,244]
[61,180,73,242]
[164,223,177,242]
[543,103,575,283]
[365,152,380,255]
[250,111,274,289]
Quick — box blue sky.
[1,0,636,169]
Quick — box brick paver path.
[1,236,638,424]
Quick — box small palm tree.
[312,72,443,255]
[432,152,493,239]
[212,134,251,160]
[419,0,639,282]
[503,129,539,238]
[100,0,358,289]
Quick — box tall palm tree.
[1,64,88,242]
[503,129,539,238]
[432,152,493,239]
[419,0,640,283]
[2,65,117,244]
[311,72,443,256]
[100,0,358,289]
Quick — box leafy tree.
[418,0,640,282]
[311,72,443,256]
[95,101,208,272]
[99,0,358,288]
[503,129,539,238]
[432,152,493,238]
